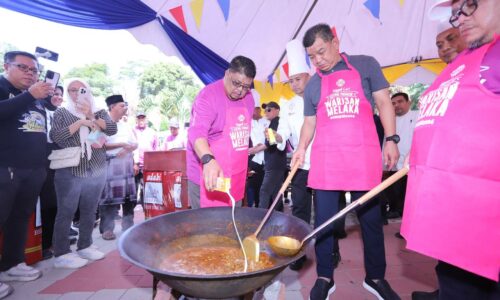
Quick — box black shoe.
[363,278,401,300]
[411,290,439,300]
[386,211,401,219]
[42,249,54,260]
[289,255,306,271]
[334,230,347,239]
[394,232,404,240]
[310,278,335,300]
[383,218,389,225]
[332,251,341,269]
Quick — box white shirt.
[106,121,137,156]
[394,109,419,170]
[250,118,266,164]
[163,132,187,150]
[276,95,312,170]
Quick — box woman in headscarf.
[50,78,117,269]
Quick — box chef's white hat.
[429,0,452,21]
[286,39,310,77]
[437,19,453,34]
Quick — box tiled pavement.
[6,208,437,300]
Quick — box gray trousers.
[188,180,243,208]
[53,168,106,257]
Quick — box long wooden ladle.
[243,162,300,262]
[268,167,409,257]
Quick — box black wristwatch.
[201,154,215,165]
[385,134,400,144]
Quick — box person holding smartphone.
[50,78,117,269]
[0,51,53,298]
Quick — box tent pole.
[269,0,320,77]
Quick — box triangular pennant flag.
[274,68,281,83]
[282,62,289,78]
[363,0,380,20]
[399,0,404,6]
[170,5,188,33]
[217,0,230,22]
[268,74,274,88]
[305,52,311,68]
[331,26,338,38]
[190,0,204,30]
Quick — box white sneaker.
[0,282,13,299]
[54,253,88,269]
[0,263,41,282]
[77,247,105,261]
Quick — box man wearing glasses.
[0,51,53,297]
[401,0,500,299]
[187,56,256,208]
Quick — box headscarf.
[63,78,99,160]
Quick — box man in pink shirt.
[403,1,500,299]
[187,56,256,209]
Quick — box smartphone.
[77,87,87,103]
[44,70,60,88]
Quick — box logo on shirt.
[416,71,462,128]
[230,117,250,151]
[324,87,360,119]
[18,110,46,133]
[336,79,345,87]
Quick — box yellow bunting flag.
[190,0,204,30]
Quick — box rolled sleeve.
[188,88,217,145]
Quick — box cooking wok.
[118,207,312,299]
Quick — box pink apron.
[308,54,382,190]
[401,36,500,281]
[200,99,251,207]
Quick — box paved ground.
[6,207,437,300]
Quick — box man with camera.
[0,51,53,298]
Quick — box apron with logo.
[401,36,500,281]
[200,99,251,207]
[308,54,382,191]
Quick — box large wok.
[118,207,312,299]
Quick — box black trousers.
[40,168,58,250]
[315,190,385,279]
[258,169,285,211]
[436,261,500,300]
[246,161,264,207]
[380,171,407,215]
[0,167,46,271]
[290,169,312,224]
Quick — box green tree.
[118,60,150,81]
[390,83,428,110]
[0,43,18,73]
[64,63,114,97]
[138,62,201,126]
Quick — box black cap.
[105,95,124,107]
[262,101,280,110]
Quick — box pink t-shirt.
[186,79,254,184]
[481,39,500,94]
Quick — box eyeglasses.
[9,63,40,75]
[449,0,478,28]
[231,78,252,91]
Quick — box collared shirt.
[163,132,187,150]
[133,126,158,166]
[250,118,266,165]
[277,95,312,170]
[394,109,419,170]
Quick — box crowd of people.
[1,0,498,299]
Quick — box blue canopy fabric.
[0,0,228,84]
